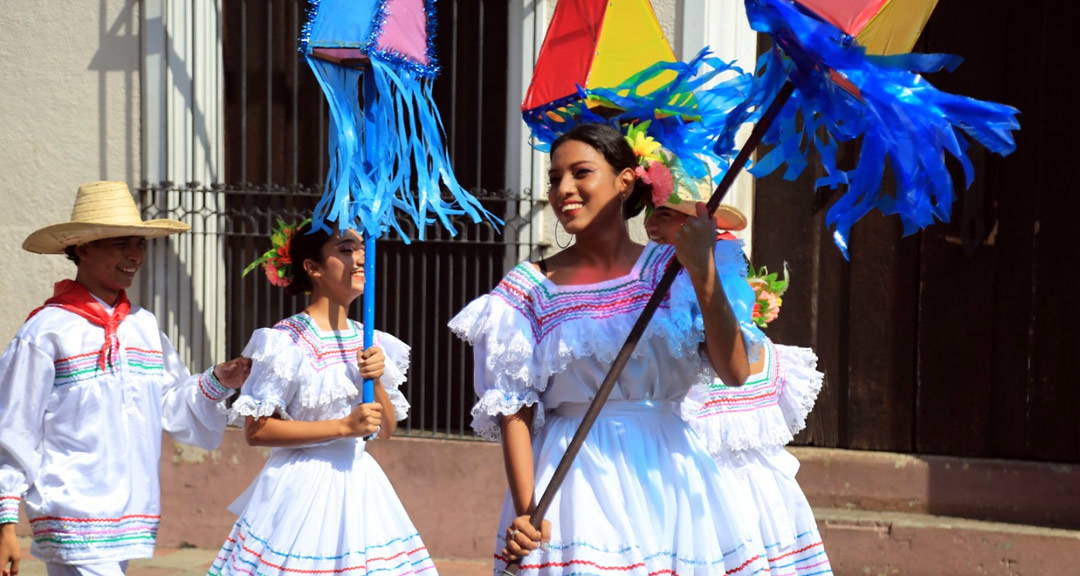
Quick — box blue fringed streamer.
[523,48,759,185]
[303,0,499,242]
[744,0,1020,257]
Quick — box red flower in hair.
[635,160,674,207]
[242,218,311,288]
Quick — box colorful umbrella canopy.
[796,0,938,54]
[522,0,679,132]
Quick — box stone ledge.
[816,508,1080,575]
[792,446,1080,529]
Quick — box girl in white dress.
[645,201,833,575]
[450,123,772,576]
[209,222,434,576]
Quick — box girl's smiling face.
[307,229,366,304]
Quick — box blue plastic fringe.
[744,0,1020,257]
[302,0,498,242]
[523,48,760,186]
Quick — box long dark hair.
[549,123,650,219]
[284,222,333,297]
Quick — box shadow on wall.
[87,0,139,185]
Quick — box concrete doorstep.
[11,538,490,576]
[816,508,1080,575]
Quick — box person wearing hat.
[0,182,251,576]
[643,179,834,575]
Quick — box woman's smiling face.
[547,139,634,235]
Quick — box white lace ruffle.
[375,332,411,421]
[773,344,824,438]
[230,328,305,423]
[450,251,711,439]
[683,341,824,454]
[469,389,545,441]
[230,395,293,422]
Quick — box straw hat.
[23,181,190,254]
[657,164,748,232]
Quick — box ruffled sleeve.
[681,338,825,454]
[449,292,545,440]
[374,331,411,421]
[773,343,824,438]
[231,328,304,421]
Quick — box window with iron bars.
[137,0,546,439]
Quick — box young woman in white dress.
[451,123,772,576]
[210,223,434,576]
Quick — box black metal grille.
[137,0,540,439]
[138,184,545,438]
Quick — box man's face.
[643,207,689,244]
[76,236,147,297]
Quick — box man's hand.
[1,523,21,576]
[213,357,252,389]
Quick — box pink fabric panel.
[374,0,430,65]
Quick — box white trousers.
[45,561,128,576]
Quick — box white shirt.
[0,304,230,565]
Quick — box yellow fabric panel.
[856,0,939,55]
[589,0,677,93]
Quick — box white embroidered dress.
[680,242,832,575]
[0,305,230,565]
[450,242,772,576]
[208,314,433,576]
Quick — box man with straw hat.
[0,182,251,576]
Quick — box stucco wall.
[0,1,140,339]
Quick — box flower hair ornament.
[242,218,311,288]
[625,121,688,217]
[747,263,789,328]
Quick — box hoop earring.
[555,219,574,249]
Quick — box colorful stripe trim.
[0,496,19,524]
[199,367,231,402]
[493,539,766,575]
[29,514,159,550]
[273,315,371,372]
[765,536,832,576]
[126,348,165,377]
[490,529,830,576]
[54,347,165,387]
[696,339,784,417]
[210,520,435,576]
[491,243,675,343]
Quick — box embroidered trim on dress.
[209,519,435,576]
[30,514,160,551]
[273,315,364,372]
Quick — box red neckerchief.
[717,231,737,241]
[27,280,131,371]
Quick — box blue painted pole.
[362,233,376,404]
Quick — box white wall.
[0,1,141,339]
